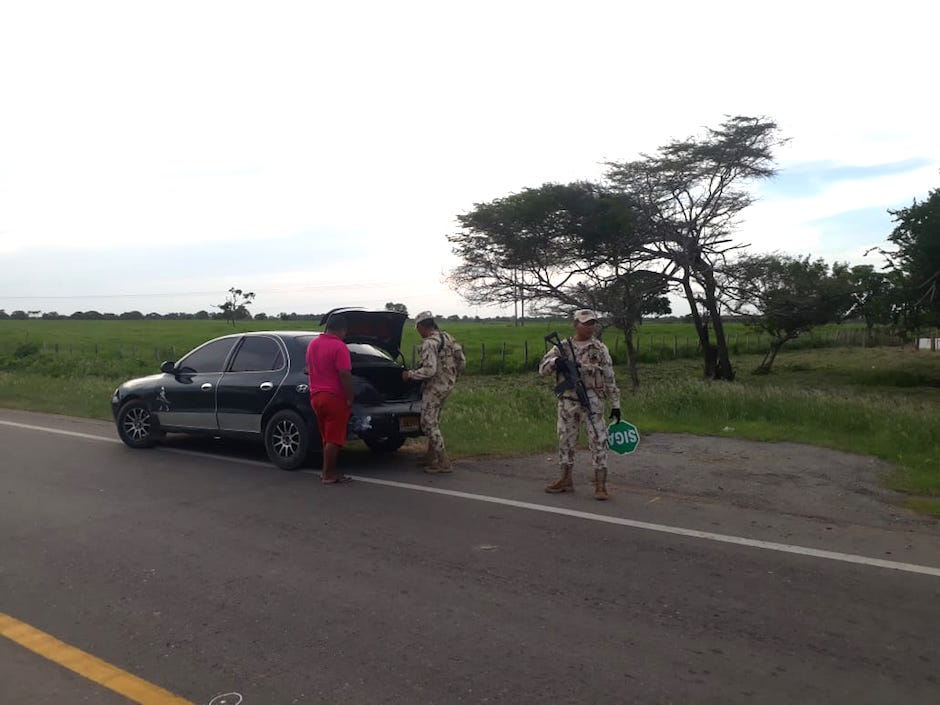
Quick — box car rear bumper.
[348,399,423,439]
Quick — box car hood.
[117,372,168,392]
[320,308,408,358]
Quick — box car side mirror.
[160,361,176,374]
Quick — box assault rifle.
[544,331,600,436]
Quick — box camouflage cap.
[414,310,434,325]
[573,309,598,323]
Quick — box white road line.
[4,418,940,579]
[345,476,940,578]
[0,419,122,443]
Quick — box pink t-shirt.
[306,333,352,397]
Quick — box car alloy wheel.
[116,400,157,449]
[264,409,311,471]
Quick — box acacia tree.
[447,181,669,388]
[605,115,786,381]
[723,254,854,373]
[216,287,256,326]
[846,264,896,344]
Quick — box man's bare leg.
[321,442,345,483]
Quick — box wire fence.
[409,327,906,373]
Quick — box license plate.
[399,416,420,433]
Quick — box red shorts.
[310,391,351,447]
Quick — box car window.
[348,343,394,362]
[177,338,237,373]
[230,336,285,372]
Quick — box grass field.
[1,320,937,516]
[0,317,894,375]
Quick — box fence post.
[674,336,678,358]
[481,342,485,372]
[524,340,528,368]
[501,342,506,372]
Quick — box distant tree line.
[0,309,561,323]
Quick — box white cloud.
[1,0,939,315]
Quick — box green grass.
[0,318,893,375]
[1,321,938,517]
[0,371,123,419]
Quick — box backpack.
[439,331,467,376]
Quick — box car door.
[157,337,237,431]
[215,335,288,434]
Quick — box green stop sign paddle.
[607,420,640,455]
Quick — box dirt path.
[452,433,939,533]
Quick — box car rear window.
[348,343,393,361]
[295,336,392,362]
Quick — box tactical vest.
[559,337,608,391]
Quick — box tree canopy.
[723,254,854,373]
[447,116,790,384]
[448,181,669,387]
[884,186,940,327]
[604,115,787,380]
[215,287,256,327]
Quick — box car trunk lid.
[320,308,408,359]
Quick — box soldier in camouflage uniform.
[402,311,466,473]
[539,309,621,500]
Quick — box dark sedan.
[111,309,423,469]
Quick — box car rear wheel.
[264,409,311,471]
[116,400,157,449]
[363,433,406,453]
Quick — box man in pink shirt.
[306,315,354,484]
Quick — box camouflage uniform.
[408,330,461,462]
[539,336,620,491]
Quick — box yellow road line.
[0,612,196,705]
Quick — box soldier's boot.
[428,450,452,473]
[594,468,609,501]
[545,467,574,493]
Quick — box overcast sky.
[1,0,938,318]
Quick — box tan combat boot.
[545,467,574,493]
[428,450,452,473]
[594,468,609,501]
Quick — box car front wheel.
[264,409,311,471]
[116,400,157,449]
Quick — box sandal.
[321,475,353,485]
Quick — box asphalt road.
[2,410,939,705]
